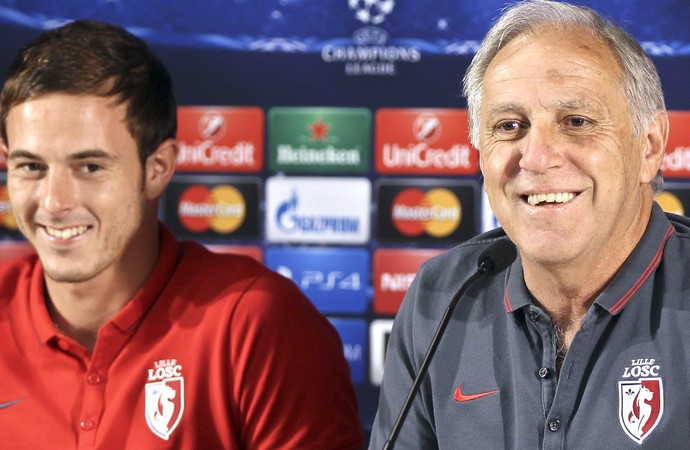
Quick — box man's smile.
[526,192,576,206]
[44,225,89,240]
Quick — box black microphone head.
[477,239,517,276]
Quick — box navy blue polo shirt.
[370,204,690,449]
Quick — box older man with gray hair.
[370,1,688,448]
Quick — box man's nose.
[40,168,76,216]
[518,124,565,174]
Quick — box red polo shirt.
[0,226,363,449]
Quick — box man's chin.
[43,269,94,284]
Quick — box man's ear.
[144,138,178,199]
[640,111,668,184]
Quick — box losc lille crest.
[618,377,663,444]
[145,360,185,440]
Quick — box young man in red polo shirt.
[0,20,363,449]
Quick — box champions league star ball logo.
[348,0,395,25]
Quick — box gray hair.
[462,0,665,192]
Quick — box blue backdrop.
[2,0,690,444]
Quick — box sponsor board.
[163,175,261,241]
[0,175,22,239]
[265,176,371,244]
[329,318,367,383]
[373,248,444,315]
[369,319,394,386]
[375,178,479,244]
[655,183,690,216]
[265,247,370,314]
[176,106,263,173]
[661,111,690,178]
[481,187,501,232]
[375,108,479,175]
[268,107,371,173]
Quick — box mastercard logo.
[177,185,246,234]
[0,186,17,230]
[391,188,461,237]
[656,191,685,216]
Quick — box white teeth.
[527,192,575,206]
[45,225,88,239]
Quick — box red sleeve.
[229,269,364,450]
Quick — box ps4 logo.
[277,266,362,292]
[264,246,370,313]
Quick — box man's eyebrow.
[485,99,599,117]
[485,102,524,120]
[8,149,117,161]
[7,149,38,161]
[67,149,117,161]
[553,99,591,110]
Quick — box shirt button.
[87,373,103,384]
[528,311,540,322]
[538,367,551,379]
[57,340,70,351]
[79,420,95,431]
[548,418,561,432]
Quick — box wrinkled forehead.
[489,24,623,81]
[481,25,627,111]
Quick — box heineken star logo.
[309,117,330,142]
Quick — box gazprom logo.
[276,191,360,234]
[266,177,371,244]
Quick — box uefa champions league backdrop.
[2,0,690,443]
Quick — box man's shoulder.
[409,228,513,308]
[178,240,267,275]
[0,253,38,280]
[0,254,38,301]
[666,212,690,238]
[172,241,297,302]
[421,228,511,274]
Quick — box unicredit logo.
[178,141,256,167]
[375,109,478,175]
[413,112,441,143]
[661,146,690,173]
[177,106,264,173]
[177,185,246,234]
[199,111,227,141]
[382,143,471,169]
[391,188,461,237]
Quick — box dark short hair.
[0,20,177,164]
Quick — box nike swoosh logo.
[0,398,25,410]
[454,384,499,403]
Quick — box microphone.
[382,239,517,450]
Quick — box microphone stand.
[382,239,515,450]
